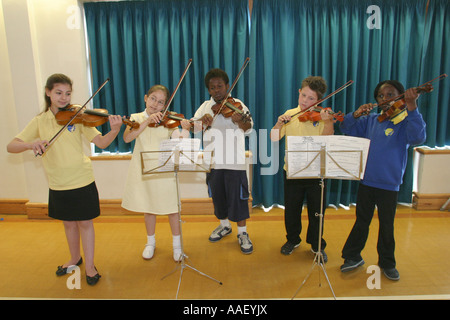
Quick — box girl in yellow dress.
[121,85,191,261]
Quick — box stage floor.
[1,206,449,300]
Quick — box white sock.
[220,219,231,228]
[237,226,247,235]
[147,234,155,246]
[173,235,181,248]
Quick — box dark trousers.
[283,171,327,251]
[342,184,398,269]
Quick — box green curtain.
[84,0,449,207]
[248,0,450,206]
[84,0,250,153]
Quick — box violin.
[148,111,190,129]
[297,106,344,122]
[56,105,139,129]
[211,97,251,123]
[377,74,448,122]
[204,57,251,132]
[37,78,110,156]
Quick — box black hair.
[373,80,405,101]
[204,68,229,89]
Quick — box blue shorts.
[207,169,250,222]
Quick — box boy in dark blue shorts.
[192,68,254,254]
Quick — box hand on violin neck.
[231,112,251,131]
[320,108,333,121]
[404,88,419,111]
[353,103,374,118]
[108,115,123,132]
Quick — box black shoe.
[340,258,364,272]
[280,241,300,255]
[86,267,101,286]
[382,267,400,281]
[56,257,83,276]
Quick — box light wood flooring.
[1,206,449,300]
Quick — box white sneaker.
[237,232,253,254]
[142,244,155,260]
[209,225,232,242]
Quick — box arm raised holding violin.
[352,88,419,119]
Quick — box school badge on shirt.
[67,124,76,132]
[384,128,394,136]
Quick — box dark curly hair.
[204,68,229,89]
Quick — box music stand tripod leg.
[291,177,336,300]
[160,164,222,299]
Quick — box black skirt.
[48,182,100,221]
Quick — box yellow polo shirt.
[16,110,101,190]
[279,106,326,170]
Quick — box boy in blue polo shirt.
[339,80,426,281]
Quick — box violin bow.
[37,78,110,157]
[158,59,193,124]
[285,80,354,123]
[203,57,250,132]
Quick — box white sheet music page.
[286,136,370,180]
[157,138,201,171]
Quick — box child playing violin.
[270,76,333,260]
[7,73,123,285]
[191,68,254,254]
[121,85,191,261]
[339,80,426,281]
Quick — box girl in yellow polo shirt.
[7,73,123,285]
[271,76,334,260]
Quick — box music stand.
[285,135,369,300]
[140,139,222,299]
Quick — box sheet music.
[159,138,201,170]
[141,138,207,173]
[286,136,324,178]
[286,136,370,180]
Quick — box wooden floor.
[1,206,449,300]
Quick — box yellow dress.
[121,111,178,214]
